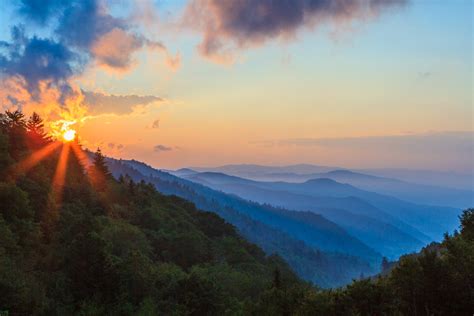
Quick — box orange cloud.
[0,78,87,134]
[91,28,145,72]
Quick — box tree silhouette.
[381,257,390,273]
[1,110,27,159]
[4,110,26,129]
[93,148,110,177]
[26,112,50,148]
[88,148,111,191]
[26,112,45,134]
[459,208,474,240]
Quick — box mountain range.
[188,165,473,206]
[105,158,378,287]
[105,158,467,287]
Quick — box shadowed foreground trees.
[0,110,472,315]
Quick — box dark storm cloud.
[154,144,173,152]
[185,0,408,59]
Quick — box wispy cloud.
[83,91,162,115]
[251,131,474,172]
[151,119,160,129]
[154,144,173,152]
[273,132,473,150]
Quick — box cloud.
[91,28,145,71]
[17,0,140,71]
[0,77,88,133]
[184,0,408,60]
[251,131,474,171]
[55,0,125,51]
[52,0,180,72]
[151,119,160,129]
[154,144,173,152]
[16,0,67,25]
[0,0,179,139]
[274,132,473,151]
[1,0,177,106]
[106,142,124,152]
[418,71,432,79]
[83,91,162,115]
[0,26,78,98]
[165,52,181,71]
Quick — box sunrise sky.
[0,0,472,171]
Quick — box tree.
[26,112,45,134]
[2,110,27,160]
[4,110,26,129]
[381,257,390,273]
[26,112,50,148]
[88,148,111,192]
[93,148,111,177]
[0,131,12,175]
[459,208,474,240]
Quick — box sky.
[0,0,472,172]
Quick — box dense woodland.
[0,110,473,315]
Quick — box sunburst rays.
[12,137,93,208]
[14,141,62,174]
[51,143,71,204]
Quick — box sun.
[62,129,76,142]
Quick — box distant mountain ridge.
[187,164,473,209]
[105,158,380,287]
[191,163,339,175]
[181,170,461,243]
[180,172,428,258]
[105,158,464,284]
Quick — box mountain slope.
[268,177,461,240]
[182,173,425,258]
[182,171,460,242]
[299,170,473,208]
[106,158,380,287]
[0,126,310,314]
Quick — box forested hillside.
[107,158,378,287]
[0,111,304,314]
[0,111,472,315]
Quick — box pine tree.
[4,110,26,129]
[93,148,111,177]
[459,208,474,240]
[26,113,45,134]
[26,112,49,148]
[89,148,111,191]
[3,110,27,159]
[381,257,390,273]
